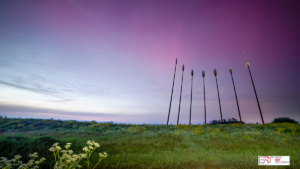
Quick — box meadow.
[0,117,300,169]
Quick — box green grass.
[1,119,300,168]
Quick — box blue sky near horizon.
[0,0,300,124]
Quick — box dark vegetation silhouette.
[271,117,299,124]
[0,136,60,168]
[209,117,245,125]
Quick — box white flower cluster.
[83,140,100,153]
[1,140,107,169]
[49,142,85,169]
[82,140,107,169]
[49,143,62,152]
[50,140,107,169]
[0,153,45,169]
[99,152,107,158]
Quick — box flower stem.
[92,158,103,169]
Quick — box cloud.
[0,103,164,124]
[0,80,59,96]
[48,99,74,103]
[0,103,115,121]
[0,72,113,99]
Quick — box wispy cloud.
[0,72,113,99]
[0,80,59,96]
[0,103,164,124]
[48,99,74,103]
[0,103,115,120]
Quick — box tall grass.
[1,121,300,168]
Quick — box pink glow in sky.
[0,0,300,124]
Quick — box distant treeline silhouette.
[209,117,245,125]
[271,117,299,124]
[208,117,299,125]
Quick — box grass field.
[1,118,300,168]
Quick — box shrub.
[271,117,299,124]
[209,118,245,125]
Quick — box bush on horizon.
[272,117,299,124]
[209,117,245,125]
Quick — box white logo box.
[258,156,290,165]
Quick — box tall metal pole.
[202,71,206,124]
[214,69,223,124]
[167,58,177,125]
[246,61,264,125]
[189,69,194,125]
[177,65,185,125]
[229,66,242,124]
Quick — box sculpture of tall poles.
[167,58,177,125]
[229,66,242,124]
[177,65,185,125]
[246,61,265,125]
[202,71,206,124]
[189,69,194,125]
[214,69,223,124]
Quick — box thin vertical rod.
[177,66,184,125]
[189,72,194,125]
[167,59,177,125]
[230,72,242,124]
[203,77,206,124]
[247,67,264,125]
[215,76,223,124]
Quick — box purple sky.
[0,0,300,124]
